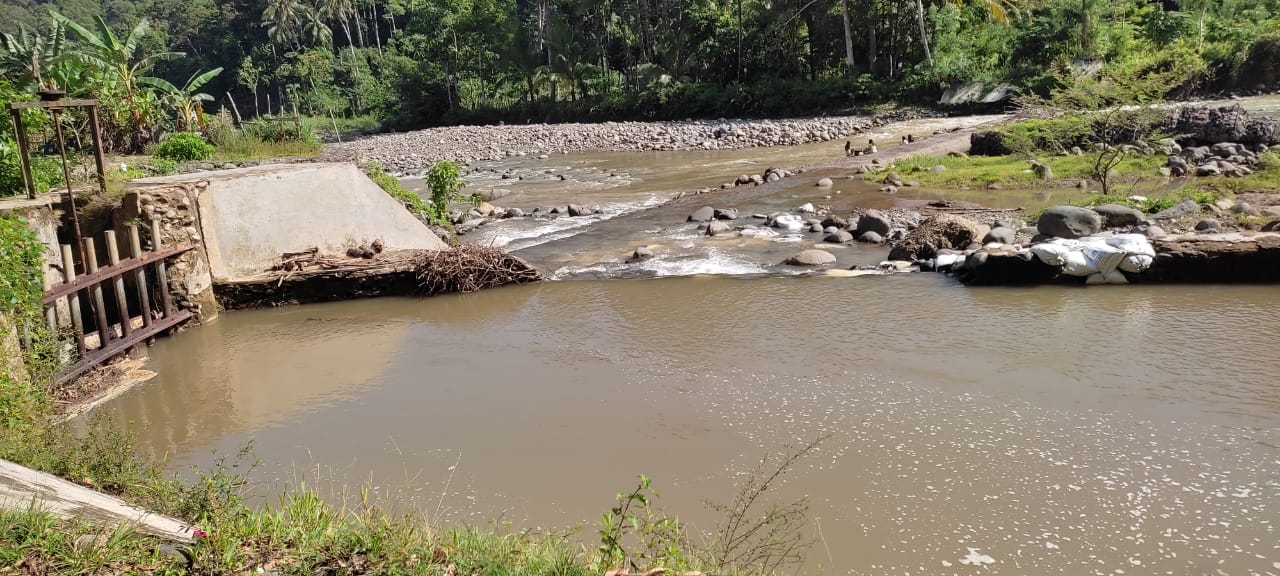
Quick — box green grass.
[303,114,383,142]
[890,152,1165,188]
[209,130,321,161]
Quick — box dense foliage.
[3,0,1279,135]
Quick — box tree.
[0,23,67,92]
[139,67,223,130]
[238,56,262,116]
[300,6,334,47]
[263,0,304,46]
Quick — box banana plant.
[0,22,67,92]
[139,67,223,132]
[51,12,184,149]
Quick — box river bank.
[324,108,941,174]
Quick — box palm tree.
[139,67,223,131]
[300,7,333,47]
[263,0,304,46]
[317,0,357,57]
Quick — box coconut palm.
[263,0,304,46]
[300,7,334,47]
[317,0,357,57]
[139,67,223,131]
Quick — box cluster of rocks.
[452,201,601,234]
[681,202,920,248]
[327,110,934,174]
[1164,141,1272,177]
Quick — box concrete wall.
[131,163,448,284]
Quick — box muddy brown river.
[98,102,1280,575]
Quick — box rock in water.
[714,208,739,220]
[630,246,654,261]
[796,203,816,213]
[706,221,734,236]
[1091,204,1145,227]
[567,203,588,217]
[825,230,854,243]
[1037,206,1103,238]
[816,178,833,187]
[857,231,884,244]
[784,250,837,266]
[1030,160,1054,180]
[887,214,981,261]
[687,206,716,222]
[854,210,892,237]
[983,227,1016,244]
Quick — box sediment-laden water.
[98,98,1280,575]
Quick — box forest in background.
[2,0,1280,137]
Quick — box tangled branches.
[415,245,542,295]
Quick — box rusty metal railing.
[41,220,194,385]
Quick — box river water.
[98,100,1280,575]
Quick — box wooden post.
[9,108,36,199]
[60,244,86,356]
[104,231,131,340]
[149,220,174,318]
[225,92,243,124]
[127,224,152,329]
[41,267,57,333]
[86,105,110,197]
[83,238,112,348]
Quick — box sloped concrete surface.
[133,163,447,283]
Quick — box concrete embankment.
[124,163,452,314]
[0,458,197,542]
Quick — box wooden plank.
[41,244,194,304]
[55,311,191,385]
[0,458,197,542]
[8,99,100,110]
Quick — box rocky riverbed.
[325,109,937,174]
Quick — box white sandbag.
[1062,250,1097,276]
[1081,245,1127,274]
[1119,253,1154,273]
[1085,270,1129,285]
[1102,234,1156,257]
[935,253,966,268]
[1030,243,1071,266]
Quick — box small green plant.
[364,161,437,224]
[155,132,214,162]
[148,158,177,176]
[427,160,466,222]
[597,474,690,572]
[2,140,66,197]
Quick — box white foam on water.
[635,248,770,277]
[478,195,668,251]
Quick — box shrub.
[155,132,215,162]
[148,158,177,176]
[1,141,66,197]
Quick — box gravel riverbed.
[324,109,936,174]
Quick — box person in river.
[844,140,853,157]
[865,139,878,155]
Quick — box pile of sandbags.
[1028,234,1155,285]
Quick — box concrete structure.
[0,458,198,542]
[130,163,448,284]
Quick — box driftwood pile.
[265,245,541,294]
[416,245,543,294]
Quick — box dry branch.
[415,245,543,295]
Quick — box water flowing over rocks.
[326,112,932,174]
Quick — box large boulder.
[714,208,739,220]
[1037,206,1103,239]
[1153,199,1202,220]
[1091,204,1145,227]
[1165,104,1280,145]
[983,226,1016,245]
[854,210,892,237]
[783,250,837,266]
[887,214,981,261]
[687,206,715,222]
[969,131,1011,156]
[825,230,854,244]
[706,221,734,236]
